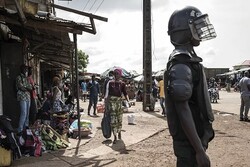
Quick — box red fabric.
[28,76,37,99]
[34,136,42,157]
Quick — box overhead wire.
[81,0,97,22]
[82,0,105,23]
[87,0,98,13]
[83,0,91,11]
[76,0,91,22]
[151,11,157,61]
[94,0,105,14]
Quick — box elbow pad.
[169,64,193,101]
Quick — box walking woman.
[104,68,129,144]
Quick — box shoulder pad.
[168,64,193,101]
[170,64,192,81]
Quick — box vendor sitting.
[37,92,52,122]
[64,95,75,112]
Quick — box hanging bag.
[101,112,111,139]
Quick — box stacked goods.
[69,120,92,138]
[40,124,69,151]
[51,111,69,137]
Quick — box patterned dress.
[108,96,123,133]
[52,86,62,113]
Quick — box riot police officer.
[164,6,216,167]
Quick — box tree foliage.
[77,49,89,71]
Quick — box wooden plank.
[51,3,108,22]
[4,16,83,34]
[14,0,27,24]
[26,0,43,3]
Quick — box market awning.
[237,67,250,72]
[0,3,107,68]
[100,66,134,79]
[216,67,250,76]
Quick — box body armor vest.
[164,49,214,144]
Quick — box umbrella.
[129,70,140,78]
[153,69,165,77]
[79,75,91,80]
[100,66,133,79]
[133,75,144,82]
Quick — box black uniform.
[165,6,216,167]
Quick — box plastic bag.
[101,112,111,139]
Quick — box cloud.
[56,0,142,14]
[55,0,250,75]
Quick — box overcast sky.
[54,0,250,74]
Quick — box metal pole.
[70,51,74,95]
[73,34,81,139]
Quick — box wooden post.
[143,0,153,111]
[14,0,27,25]
[73,34,81,139]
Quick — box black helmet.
[168,6,216,46]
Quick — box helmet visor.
[189,14,217,41]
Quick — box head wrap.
[52,76,60,86]
[114,68,122,77]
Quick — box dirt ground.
[72,110,250,167]
[12,91,250,167]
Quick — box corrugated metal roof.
[216,67,250,76]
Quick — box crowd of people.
[13,62,137,147]
[15,65,74,142]
[207,73,250,123]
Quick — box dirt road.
[13,90,250,167]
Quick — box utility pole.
[143,0,153,111]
